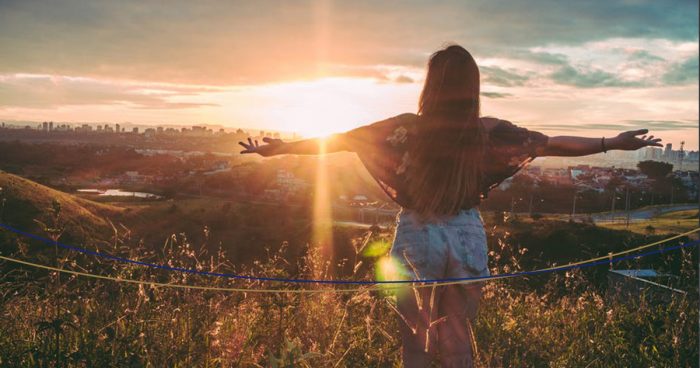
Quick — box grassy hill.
[0,171,125,246]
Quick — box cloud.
[550,65,646,88]
[481,91,512,98]
[506,50,569,65]
[481,66,530,87]
[624,119,698,131]
[628,50,665,63]
[530,120,698,132]
[0,0,696,85]
[393,75,415,84]
[0,74,218,109]
[662,55,699,85]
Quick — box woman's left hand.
[611,129,663,151]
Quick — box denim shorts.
[390,207,490,281]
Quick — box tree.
[637,161,681,205]
[637,160,673,180]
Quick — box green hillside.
[0,171,124,246]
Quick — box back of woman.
[386,46,503,368]
[239,44,663,368]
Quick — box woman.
[239,45,662,368]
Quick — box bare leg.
[437,283,482,368]
[396,285,444,367]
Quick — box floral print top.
[340,113,549,209]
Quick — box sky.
[0,0,698,148]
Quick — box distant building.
[569,165,590,180]
[276,169,307,193]
[676,170,699,197]
[525,166,542,176]
[542,168,572,185]
[663,143,672,161]
[638,146,662,161]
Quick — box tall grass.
[0,207,697,367]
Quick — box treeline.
[482,170,694,214]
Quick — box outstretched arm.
[238,133,350,156]
[239,114,412,157]
[537,129,662,157]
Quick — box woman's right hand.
[238,137,285,156]
[610,129,663,151]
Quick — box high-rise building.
[663,143,672,160]
[639,146,663,160]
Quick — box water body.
[77,189,161,199]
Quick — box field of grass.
[657,209,699,219]
[596,209,699,235]
[1,215,697,367]
[597,218,698,235]
[484,206,700,236]
[0,174,698,366]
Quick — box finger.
[240,150,252,154]
[646,135,654,140]
[238,142,250,149]
[632,129,649,136]
[262,137,272,143]
[255,140,259,147]
[248,138,254,146]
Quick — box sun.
[260,77,383,138]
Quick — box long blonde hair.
[406,45,486,220]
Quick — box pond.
[77,189,161,199]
